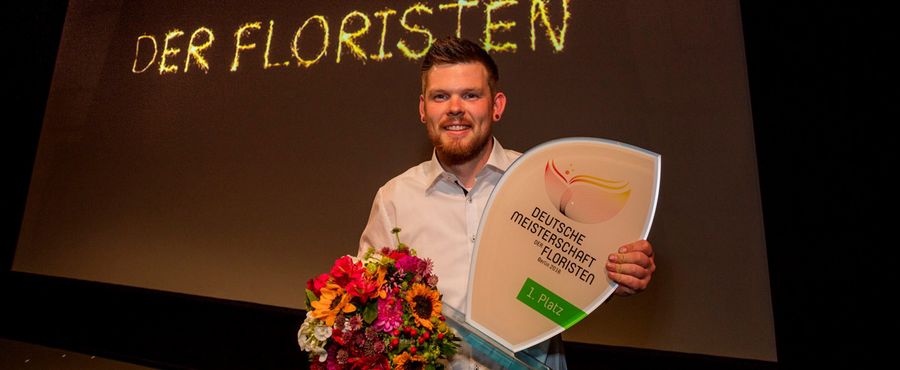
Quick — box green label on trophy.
[516,277,587,328]
[466,138,660,352]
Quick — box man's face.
[419,63,506,165]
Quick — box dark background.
[740,2,890,368]
[3,1,890,369]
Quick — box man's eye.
[463,93,479,100]
[433,94,448,101]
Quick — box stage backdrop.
[14,0,775,361]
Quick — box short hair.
[420,36,499,94]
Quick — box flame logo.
[544,160,630,224]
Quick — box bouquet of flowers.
[298,229,459,369]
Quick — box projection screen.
[14,0,775,361]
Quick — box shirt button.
[467,198,472,203]
[471,236,476,242]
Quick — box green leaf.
[363,302,379,324]
[305,289,318,310]
[441,341,460,356]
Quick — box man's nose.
[448,96,463,116]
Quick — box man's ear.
[419,94,426,124]
[492,92,507,122]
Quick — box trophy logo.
[544,160,631,224]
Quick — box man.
[359,36,655,369]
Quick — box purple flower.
[421,258,434,276]
[373,340,386,354]
[347,316,363,331]
[427,274,439,287]
[336,349,349,364]
[364,326,377,340]
[354,332,366,347]
[373,297,403,332]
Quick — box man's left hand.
[606,240,655,296]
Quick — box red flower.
[330,256,364,286]
[345,274,380,303]
[387,249,409,261]
[307,273,330,295]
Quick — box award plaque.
[466,138,660,352]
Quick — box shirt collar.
[484,137,515,172]
[424,137,512,191]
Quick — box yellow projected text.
[131,0,573,75]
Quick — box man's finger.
[606,261,650,279]
[618,240,653,257]
[608,252,652,268]
[608,271,648,295]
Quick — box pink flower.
[396,255,435,282]
[395,255,421,274]
[372,297,402,332]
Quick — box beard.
[428,123,492,166]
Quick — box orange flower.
[375,266,389,299]
[309,283,356,326]
[392,352,426,370]
[405,283,441,330]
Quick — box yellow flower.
[405,283,441,330]
[310,283,356,326]
[392,352,426,370]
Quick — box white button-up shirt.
[358,138,566,370]
[358,137,520,312]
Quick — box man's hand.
[606,240,655,296]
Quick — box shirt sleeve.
[358,186,396,258]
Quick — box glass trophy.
[442,304,550,370]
